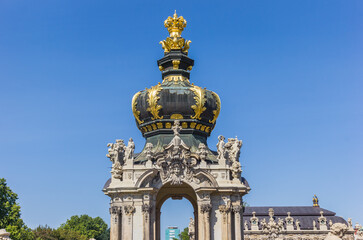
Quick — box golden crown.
[164,11,187,38]
[160,11,191,53]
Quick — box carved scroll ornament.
[190,84,206,120]
[146,83,163,120]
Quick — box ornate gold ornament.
[209,92,221,124]
[158,65,164,71]
[131,92,144,124]
[172,60,180,69]
[187,66,193,71]
[146,83,163,120]
[159,11,191,53]
[190,84,206,120]
[170,113,183,119]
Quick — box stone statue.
[313,220,317,230]
[107,139,125,166]
[224,137,242,163]
[231,161,242,180]
[107,139,126,179]
[172,120,182,136]
[324,223,348,240]
[296,219,300,230]
[348,218,353,230]
[188,217,195,240]
[216,135,225,160]
[125,138,135,161]
[0,229,11,240]
[244,220,249,231]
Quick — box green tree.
[60,214,108,240]
[179,227,190,240]
[0,178,34,240]
[33,225,57,240]
[33,225,90,240]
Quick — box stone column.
[122,205,135,240]
[110,206,122,240]
[142,204,152,240]
[200,203,212,240]
[233,205,243,240]
[198,205,205,240]
[219,204,231,240]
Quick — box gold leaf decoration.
[146,83,163,120]
[131,92,144,124]
[190,84,206,120]
[209,92,221,124]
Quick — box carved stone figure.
[231,161,242,180]
[356,228,363,240]
[224,137,242,163]
[244,220,249,231]
[188,217,195,240]
[0,229,11,240]
[145,142,154,162]
[216,135,225,160]
[107,139,125,165]
[125,138,135,161]
[324,223,349,240]
[172,120,182,136]
[156,121,197,185]
[261,209,284,240]
[107,139,126,179]
[347,218,353,230]
[197,143,208,162]
[296,219,301,230]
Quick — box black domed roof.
[132,50,220,138]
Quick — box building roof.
[243,206,347,230]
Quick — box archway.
[155,182,198,240]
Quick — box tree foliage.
[0,178,34,240]
[60,215,108,240]
[179,227,190,240]
[33,225,90,240]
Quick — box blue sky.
[0,0,362,238]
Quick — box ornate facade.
[103,12,357,240]
[103,12,249,240]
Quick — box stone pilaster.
[110,206,122,240]
[233,204,243,240]
[123,205,135,240]
[142,204,152,240]
[200,203,212,240]
[219,204,232,240]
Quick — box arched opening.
[155,182,198,240]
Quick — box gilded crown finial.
[313,194,319,207]
[160,11,191,54]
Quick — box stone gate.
[103,11,250,240]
